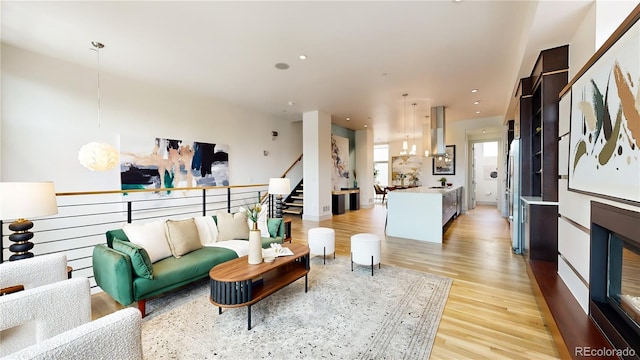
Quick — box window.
[483,141,498,157]
[374,144,389,186]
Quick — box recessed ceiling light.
[473,101,480,105]
[346,117,351,121]
[275,63,290,70]
[364,124,368,128]
[475,111,481,114]
[298,55,307,60]
[288,101,295,106]
[471,89,478,93]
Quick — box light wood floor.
[91,204,560,359]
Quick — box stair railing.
[262,154,303,216]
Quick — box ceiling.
[1,1,593,143]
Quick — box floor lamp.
[0,182,58,261]
[268,178,290,218]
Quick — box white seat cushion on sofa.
[205,240,249,257]
[123,220,172,263]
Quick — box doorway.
[470,141,499,208]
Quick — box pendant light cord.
[91,41,104,129]
[411,103,417,154]
[403,93,407,140]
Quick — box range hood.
[429,106,446,156]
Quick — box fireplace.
[590,202,640,359]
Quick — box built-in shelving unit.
[518,45,568,263]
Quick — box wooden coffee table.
[209,243,310,330]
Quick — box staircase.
[283,181,303,216]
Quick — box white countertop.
[521,196,558,205]
[392,185,461,195]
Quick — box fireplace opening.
[607,233,640,336]
[590,202,640,359]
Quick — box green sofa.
[92,216,284,317]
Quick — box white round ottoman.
[308,227,335,264]
[350,233,381,276]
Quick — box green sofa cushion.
[132,247,238,299]
[112,238,154,280]
[267,218,283,238]
[106,229,128,248]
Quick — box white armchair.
[0,253,68,291]
[5,307,142,360]
[0,272,142,359]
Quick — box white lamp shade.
[78,142,119,171]
[268,178,290,195]
[0,182,58,220]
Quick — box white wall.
[1,44,303,191]
[302,110,333,221]
[558,3,640,313]
[355,128,374,208]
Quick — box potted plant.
[240,203,263,264]
[438,177,447,187]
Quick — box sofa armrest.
[92,245,135,306]
[8,307,142,360]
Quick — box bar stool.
[308,227,335,264]
[350,233,381,276]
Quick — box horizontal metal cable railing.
[0,184,269,293]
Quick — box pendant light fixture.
[424,115,431,157]
[78,41,119,172]
[409,103,417,155]
[400,93,408,155]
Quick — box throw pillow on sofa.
[267,218,283,238]
[112,238,154,279]
[165,218,202,258]
[215,211,249,241]
[123,220,172,263]
[194,216,218,246]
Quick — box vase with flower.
[240,203,263,264]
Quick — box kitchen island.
[386,186,463,243]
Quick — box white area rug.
[142,256,452,359]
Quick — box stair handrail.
[279,154,303,179]
[260,154,303,205]
[260,154,304,215]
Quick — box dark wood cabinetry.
[520,45,568,201]
[518,45,568,264]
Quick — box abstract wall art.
[432,145,456,175]
[331,134,350,191]
[391,155,423,187]
[568,12,640,204]
[120,136,229,193]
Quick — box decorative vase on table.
[248,224,263,264]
